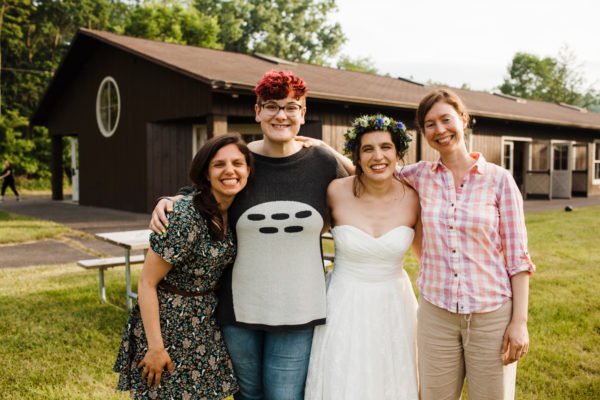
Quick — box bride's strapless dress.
[305,225,418,400]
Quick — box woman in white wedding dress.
[305,114,421,400]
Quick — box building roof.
[33,28,600,130]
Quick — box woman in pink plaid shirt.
[401,89,535,400]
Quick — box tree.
[194,0,346,64]
[1,0,131,182]
[499,48,600,110]
[336,55,378,74]
[124,0,221,48]
[1,0,129,117]
[0,0,33,117]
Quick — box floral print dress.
[113,196,238,400]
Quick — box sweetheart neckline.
[332,224,414,240]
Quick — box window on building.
[572,144,587,171]
[503,142,513,172]
[553,144,569,171]
[530,142,549,171]
[96,77,121,138]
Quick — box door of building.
[551,141,572,199]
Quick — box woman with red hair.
[151,71,351,400]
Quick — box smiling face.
[255,96,306,144]
[208,143,251,204]
[358,130,399,182]
[423,101,469,156]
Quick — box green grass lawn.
[0,210,81,244]
[1,207,599,399]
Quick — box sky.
[330,0,600,92]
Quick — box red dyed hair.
[255,70,308,102]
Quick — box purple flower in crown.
[376,117,384,128]
[396,121,406,131]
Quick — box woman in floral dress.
[114,134,253,399]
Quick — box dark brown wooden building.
[31,29,600,213]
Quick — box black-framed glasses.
[260,102,304,117]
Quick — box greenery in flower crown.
[343,114,412,157]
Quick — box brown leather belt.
[158,280,216,297]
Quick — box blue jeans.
[221,324,314,400]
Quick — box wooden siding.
[45,41,212,212]
[471,132,502,165]
[146,122,193,211]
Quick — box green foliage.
[337,55,378,74]
[499,47,600,110]
[1,0,127,117]
[194,0,346,64]
[0,109,50,179]
[124,0,221,48]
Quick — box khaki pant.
[417,298,517,400]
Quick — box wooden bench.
[77,255,145,302]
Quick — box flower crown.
[343,114,411,157]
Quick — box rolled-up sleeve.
[497,172,536,276]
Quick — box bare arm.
[149,195,184,233]
[137,249,175,386]
[501,271,530,365]
[412,216,423,261]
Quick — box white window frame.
[594,140,600,185]
[96,76,121,138]
[502,141,514,174]
[501,136,532,171]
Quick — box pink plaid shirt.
[401,153,535,314]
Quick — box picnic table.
[94,229,151,309]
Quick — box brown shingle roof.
[39,28,600,130]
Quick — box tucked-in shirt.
[400,153,535,314]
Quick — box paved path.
[1,194,599,268]
[1,196,149,268]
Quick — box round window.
[96,77,121,137]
